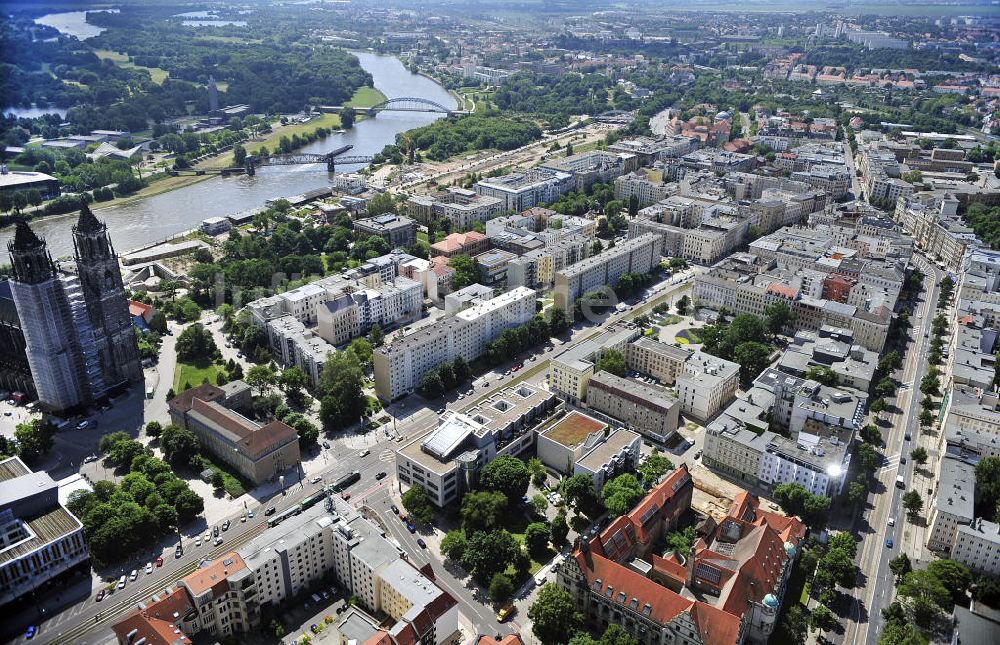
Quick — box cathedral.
[6,204,142,414]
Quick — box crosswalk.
[880,453,901,472]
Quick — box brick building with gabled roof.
[556,468,805,645]
[168,382,300,486]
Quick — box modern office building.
[168,383,300,486]
[0,456,89,606]
[536,411,641,492]
[373,287,535,401]
[395,384,558,506]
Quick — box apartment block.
[474,168,575,212]
[374,287,536,401]
[676,351,740,421]
[430,231,489,258]
[395,384,558,506]
[354,214,418,249]
[607,135,699,165]
[613,172,677,208]
[896,192,979,272]
[506,236,591,290]
[553,233,663,313]
[775,326,878,392]
[625,337,691,385]
[547,324,641,402]
[586,371,681,443]
[0,457,89,606]
[953,519,1000,577]
[406,187,505,230]
[540,150,637,192]
[926,456,976,552]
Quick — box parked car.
[222,520,230,532]
[265,507,276,516]
[322,441,331,449]
[129,569,138,581]
[888,517,895,526]
[213,526,220,538]
[145,562,153,574]
[83,454,98,464]
[118,575,127,589]
[214,537,223,546]
[407,523,416,534]
[174,546,183,558]
[25,626,37,640]
[95,590,105,602]
[195,538,202,547]
[390,505,399,514]
[155,556,163,567]
[247,509,254,518]
[311,476,323,484]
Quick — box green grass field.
[173,361,223,391]
[348,86,386,108]
[94,48,169,84]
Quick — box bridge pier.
[245,156,256,177]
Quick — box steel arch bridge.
[369,97,454,115]
[243,145,374,175]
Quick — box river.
[3,38,456,262]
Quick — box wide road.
[842,253,941,645]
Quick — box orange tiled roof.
[182,552,248,598]
[111,587,194,645]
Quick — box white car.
[129,569,138,581]
[359,449,370,458]
[205,531,211,541]
[311,476,323,484]
[887,517,895,527]
[145,562,153,574]
[195,537,202,547]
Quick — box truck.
[896,475,905,489]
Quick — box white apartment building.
[540,150,637,192]
[553,233,663,313]
[547,324,641,403]
[926,457,976,552]
[474,168,575,212]
[406,187,505,230]
[676,351,740,421]
[953,519,1000,577]
[373,287,536,400]
[614,172,677,208]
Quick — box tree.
[899,568,952,611]
[889,553,912,583]
[160,424,200,467]
[340,107,356,129]
[174,488,205,524]
[628,195,639,217]
[733,341,772,384]
[858,442,881,473]
[349,338,373,368]
[802,495,832,532]
[910,446,928,465]
[532,494,549,516]
[441,530,468,561]
[13,420,54,465]
[461,490,508,532]
[529,584,582,645]
[805,366,840,387]
[449,254,481,289]
[366,192,396,216]
[175,324,217,362]
[318,350,365,430]
[975,457,1000,516]
[149,310,168,334]
[369,323,384,347]
[637,452,673,487]
[419,370,445,399]
[773,483,811,517]
[774,604,808,645]
[490,572,514,601]
[524,522,551,558]
[926,559,971,604]
[462,530,520,584]
[595,349,626,377]
[919,409,935,428]
[676,294,690,315]
[529,457,547,488]
[764,300,795,336]
[452,356,472,383]
[870,397,887,415]
[145,421,163,438]
[278,366,309,406]
[902,490,923,518]
[551,512,569,546]
[401,485,435,524]
[561,474,597,511]
[211,471,224,489]
[481,455,531,502]
[548,307,569,335]
[602,473,644,516]
[848,479,867,508]
[810,605,836,635]
[245,364,277,397]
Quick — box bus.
[330,471,361,492]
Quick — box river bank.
[1,51,456,262]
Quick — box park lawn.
[347,86,386,108]
[94,48,169,84]
[199,454,249,498]
[174,361,224,392]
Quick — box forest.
[375,115,543,163]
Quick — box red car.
[95,590,105,602]
[511,364,521,372]
[155,556,163,567]
[341,492,351,500]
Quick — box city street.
[841,253,941,645]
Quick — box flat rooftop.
[0,506,82,565]
[541,411,607,449]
